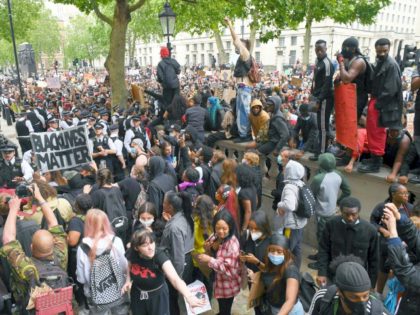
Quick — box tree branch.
[91,0,112,25]
[129,0,146,13]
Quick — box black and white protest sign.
[30,125,91,173]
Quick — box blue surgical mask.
[131,148,136,154]
[277,155,283,166]
[268,253,285,265]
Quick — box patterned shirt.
[208,235,241,299]
[0,225,68,304]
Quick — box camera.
[15,184,32,198]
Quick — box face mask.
[277,155,283,166]
[130,148,136,154]
[302,115,310,121]
[241,159,248,165]
[251,231,263,241]
[342,294,367,315]
[170,132,176,138]
[341,48,353,59]
[377,55,387,62]
[341,218,360,227]
[268,253,285,265]
[140,218,154,227]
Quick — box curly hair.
[194,195,215,232]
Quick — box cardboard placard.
[407,113,414,137]
[46,77,60,89]
[30,125,92,173]
[291,76,302,88]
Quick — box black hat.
[88,115,96,121]
[80,163,95,172]
[80,110,90,118]
[170,124,181,132]
[94,123,104,129]
[100,109,109,116]
[342,37,359,48]
[109,124,119,131]
[0,143,17,152]
[299,103,309,114]
[72,108,80,113]
[62,111,71,116]
[335,262,371,292]
[36,98,42,103]
[200,146,214,163]
[131,115,141,121]
[269,234,289,249]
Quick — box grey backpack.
[81,237,124,308]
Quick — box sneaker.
[308,253,318,261]
[308,262,320,270]
[409,175,420,184]
[233,136,252,143]
[309,155,319,161]
[336,155,351,167]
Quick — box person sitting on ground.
[291,103,318,155]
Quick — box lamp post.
[159,1,176,57]
[7,0,24,99]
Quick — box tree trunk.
[302,16,312,66]
[104,0,130,109]
[249,25,257,55]
[213,29,228,65]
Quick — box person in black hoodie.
[257,95,290,156]
[148,156,177,217]
[157,46,181,108]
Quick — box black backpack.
[99,188,129,239]
[290,183,316,218]
[32,257,70,289]
[361,56,374,94]
[41,208,67,230]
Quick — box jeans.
[236,86,252,138]
[271,299,304,315]
[289,228,304,270]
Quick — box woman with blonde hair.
[76,209,129,315]
[221,158,238,188]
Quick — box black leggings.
[217,297,234,315]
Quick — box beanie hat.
[160,46,170,58]
[342,37,359,48]
[269,234,289,249]
[335,262,371,292]
[200,146,214,163]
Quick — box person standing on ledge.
[224,17,253,143]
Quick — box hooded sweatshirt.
[249,99,270,141]
[148,156,176,217]
[267,95,290,152]
[76,235,127,297]
[277,160,307,229]
[310,153,351,217]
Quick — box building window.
[241,25,245,36]
[279,37,286,47]
[291,36,297,46]
[193,54,197,65]
[186,44,190,52]
[149,56,152,65]
[193,44,197,51]
[255,51,261,63]
[149,47,152,53]
[201,43,205,51]
[201,54,205,64]
[186,55,190,65]
[226,41,231,49]
[256,39,261,48]
[289,50,296,65]
[209,43,213,50]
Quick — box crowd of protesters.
[0,15,419,315]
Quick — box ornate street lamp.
[159,1,176,57]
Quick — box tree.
[28,7,61,72]
[54,0,147,109]
[170,0,247,65]
[0,0,41,42]
[0,39,14,69]
[293,0,391,65]
[64,15,109,67]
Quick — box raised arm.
[224,17,250,61]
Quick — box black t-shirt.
[126,247,169,291]
[67,216,84,247]
[242,235,270,272]
[238,186,257,226]
[118,177,141,212]
[261,264,300,308]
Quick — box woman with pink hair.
[76,209,129,314]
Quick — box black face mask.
[341,294,367,315]
[341,48,353,59]
[377,55,387,62]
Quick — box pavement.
[0,118,318,314]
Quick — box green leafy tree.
[0,39,14,68]
[28,7,61,72]
[64,15,109,67]
[0,0,41,42]
[54,0,148,109]
[292,0,391,65]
